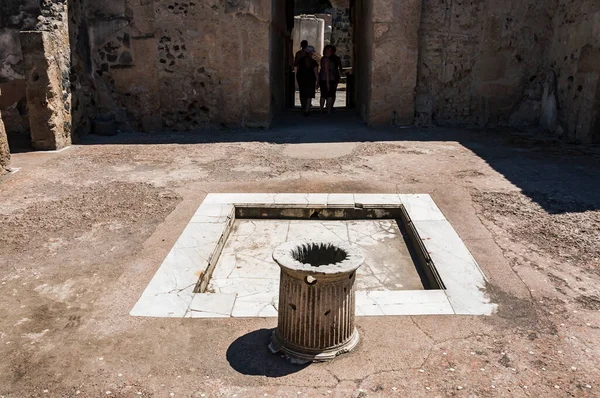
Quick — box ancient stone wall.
[86,0,272,131]
[416,0,599,142]
[330,7,352,67]
[0,0,596,140]
[270,0,288,117]
[0,0,39,138]
[548,0,600,143]
[68,0,95,137]
[20,0,72,150]
[416,0,554,128]
[369,0,422,125]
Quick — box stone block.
[20,31,71,150]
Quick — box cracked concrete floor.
[1,120,599,397]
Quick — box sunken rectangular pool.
[131,194,496,318]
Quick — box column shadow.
[226,328,309,377]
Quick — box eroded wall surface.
[549,0,600,143]
[353,0,373,122]
[416,0,599,142]
[0,108,9,171]
[0,0,597,140]
[87,0,272,131]
[0,0,39,137]
[417,0,554,128]
[369,0,422,126]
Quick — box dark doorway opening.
[271,0,364,121]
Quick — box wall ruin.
[415,0,599,142]
[0,0,597,144]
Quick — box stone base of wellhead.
[269,328,360,364]
[270,240,365,364]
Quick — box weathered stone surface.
[0,107,10,172]
[1,0,596,138]
[549,0,600,143]
[369,0,422,126]
[20,31,71,150]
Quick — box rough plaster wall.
[549,0,600,143]
[369,0,422,126]
[156,0,271,129]
[417,0,554,128]
[88,0,272,131]
[0,0,39,137]
[68,0,95,138]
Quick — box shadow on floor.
[226,328,308,377]
[78,113,600,214]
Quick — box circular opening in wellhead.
[291,242,348,267]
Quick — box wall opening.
[271,0,369,121]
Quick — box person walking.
[294,40,309,69]
[319,45,337,115]
[330,46,344,109]
[296,45,319,116]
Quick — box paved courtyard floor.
[1,115,599,397]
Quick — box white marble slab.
[356,290,454,316]
[186,293,236,318]
[191,204,235,223]
[327,193,355,207]
[131,193,496,318]
[130,284,194,318]
[399,194,447,221]
[413,220,497,315]
[354,194,402,207]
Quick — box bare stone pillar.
[0,107,10,172]
[368,0,423,126]
[20,31,72,150]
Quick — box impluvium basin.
[269,240,365,363]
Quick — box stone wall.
[0,108,9,172]
[86,0,272,131]
[416,0,554,128]
[368,0,422,125]
[330,7,352,67]
[416,0,599,142]
[0,0,39,138]
[0,0,596,141]
[548,0,600,143]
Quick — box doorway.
[271,0,362,120]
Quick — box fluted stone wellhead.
[270,240,365,363]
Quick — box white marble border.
[130,194,497,318]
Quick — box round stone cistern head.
[270,240,365,363]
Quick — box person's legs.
[305,97,312,114]
[319,81,327,112]
[330,82,338,112]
